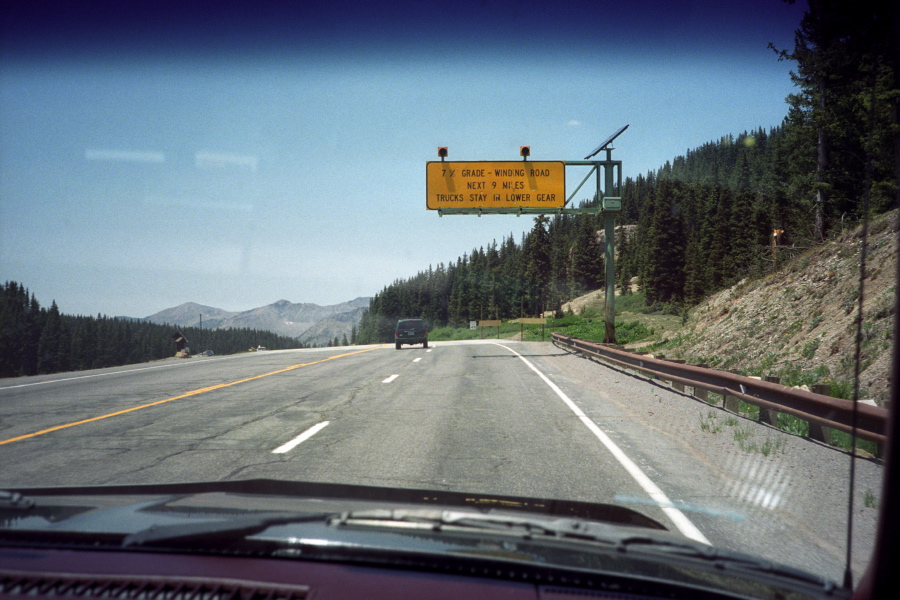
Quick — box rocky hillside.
[663,210,897,406]
[144,297,371,345]
[296,305,368,347]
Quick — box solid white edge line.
[383,374,399,383]
[272,421,330,454]
[492,342,711,546]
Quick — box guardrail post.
[651,354,667,384]
[670,360,686,392]
[808,384,832,444]
[724,394,740,413]
[723,370,741,413]
[692,364,710,403]
[759,376,781,426]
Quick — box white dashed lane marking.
[272,421,330,454]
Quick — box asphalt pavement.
[0,340,882,584]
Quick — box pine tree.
[37,301,68,374]
[569,216,604,298]
[774,0,898,239]
[642,178,685,305]
[523,216,551,316]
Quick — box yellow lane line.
[0,346,386,446]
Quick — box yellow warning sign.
[426,161,565,209]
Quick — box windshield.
[0,0,893,595]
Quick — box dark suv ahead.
[394,319,428,349]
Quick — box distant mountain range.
[143,298,371,346]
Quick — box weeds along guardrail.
[551,333,888,448]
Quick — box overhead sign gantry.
[426,126,629,343]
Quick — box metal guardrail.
[552,333,888,446]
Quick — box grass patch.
[430,322,522,341]
[759,437,786,456]
[645,332,693,352]
[776,364,831,389]
[777,413,809,437]
[829,430,879,456]
[699,411,722,433]
[843,288,861,315]
[738,400,759,420]
[733,426,752,443]
[801,338,820,359]
[739,436,785,456]
[725,419,786,455]
[615,292,652,314]
[428,326,481,341]
[864,489,878,508]
[545,316,655,345]
[808,315,824,331]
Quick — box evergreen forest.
[0,281,300,378]
[356,0,899,344]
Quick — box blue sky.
[1,1,807,317]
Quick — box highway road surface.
[0,340,882,584]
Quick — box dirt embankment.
[668,210,897,406]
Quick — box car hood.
[0,479,843,599]
[0,478,664,535]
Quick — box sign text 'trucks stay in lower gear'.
[426,161,565,209]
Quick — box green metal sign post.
[563,152,621,344]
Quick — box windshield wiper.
[124,506,637,549]
[615,535,839,592]
[122,511,334,548]
[336,511,840,591]
[334,508,625,545]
